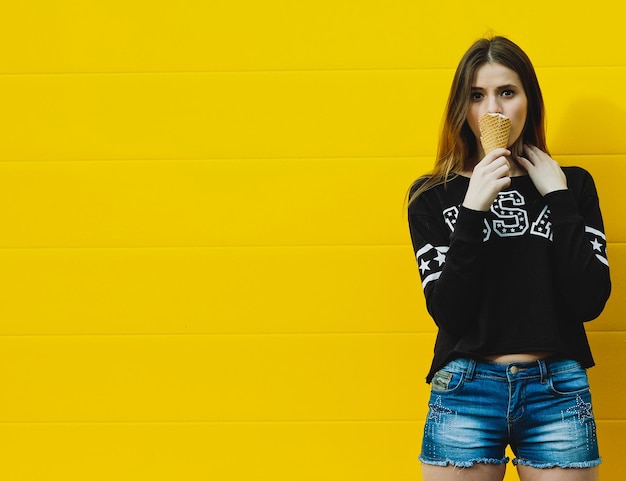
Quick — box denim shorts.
[419,358,601,469]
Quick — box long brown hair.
[408,36,548,204]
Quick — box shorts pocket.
[431,369,465,393]
[548,366,590,396]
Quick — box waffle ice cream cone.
[479,113,511,153]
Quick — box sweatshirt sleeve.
[544,168,611,321]
[408,195,488,336]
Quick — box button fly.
[510,366,519,374]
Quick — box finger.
[489,148,511,158]
[524,144,544,158]
[492,164,511,179]
[493,155,511,169]
[478,156,507,175]
[480,148,510,165]
[522,144,534,156]
[494,175,512,191]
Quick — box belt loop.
[465,358,477,382]
[538,359,548,384]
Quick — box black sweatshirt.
[407,167,611,383]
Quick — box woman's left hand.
[516,144,567,196]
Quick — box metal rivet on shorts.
[510,366,519,374]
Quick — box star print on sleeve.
[433,249,447,266]
[482,218,492,241]
[585,226,608,266]
[415,244,449,290]
[443,206,459,232]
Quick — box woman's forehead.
[472,63,523,88]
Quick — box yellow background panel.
[1,1,625,74]
[0,332,621,423]
[0,421,621,480]
[540,68,626,155]
[0,71,442,161]
[0,421,422,480]
[0,158,420,248]
[0,244,621,336]
[1,68,625,162]
[0,155,621,249]
[0,333,427,422]
[0,246,424,335]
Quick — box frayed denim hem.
[419,455,509,468]
[513,457,602,469]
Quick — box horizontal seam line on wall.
[0,331,621,339]
[0,154,426,163]
[0,418,622,425]
[0,419,423,423]
[0,153,625,163]
[0,420,424,426]
[0,242,625,251]
[0,331,430,338]
[1,65,625,76]
[0,244,415,251]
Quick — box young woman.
[407,37,611,481]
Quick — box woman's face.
[467,62,528,155]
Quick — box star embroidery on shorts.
[428,396,452,424]
[566,395,593,425]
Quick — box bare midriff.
[482,351,556,364]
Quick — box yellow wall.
[0,1,624,479]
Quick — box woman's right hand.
[462,148,511,211]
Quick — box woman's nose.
[487,95,502,113]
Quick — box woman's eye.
[501,89,514,97]
[471,92,483,101]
